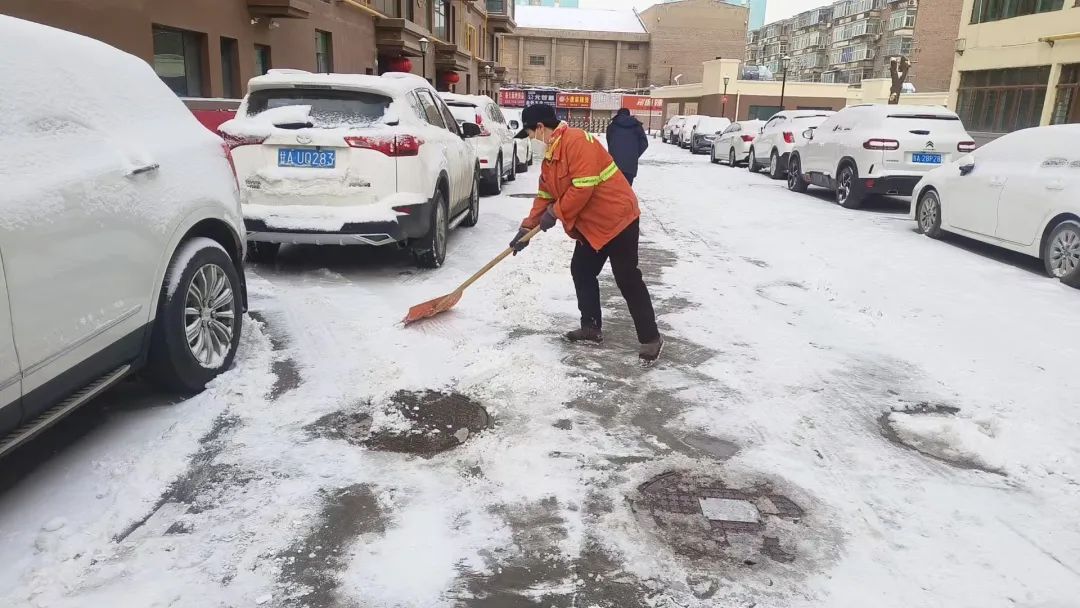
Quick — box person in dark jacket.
[605,108,649,185]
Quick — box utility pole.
[779,55,791,110]
[722,76,730,117]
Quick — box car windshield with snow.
[222,70,482,268]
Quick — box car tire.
[836,164,864,209]
[710,153,720,164]
[413,190,449,269]
[462,168,480,228]
[1043,220,1080,286]
[728,148,737,167]
[506,152,516,182]
[915,189,944,239]
[483,157,503,195]
[768,150,785,180]
[787,154,809,193]
[515,145,527,173]
[147,238,243,394]
[747,148,758,172]
[246,241,279,264]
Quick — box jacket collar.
[544,122,570,161]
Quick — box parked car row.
[676,102,1080,289]
[0,17,538,459]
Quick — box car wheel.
[748,148,757,172]
[787,155,809,193]
[915,189,944,238]
[710,152,719,164]
[768,150,784,180]
[836,164,864,209]
[1044,220,1080,286]
[515,145,527,173]
[462,168,480,228]
[728,148,737,167]
[506,152,516,182]
[413,190,449,268]
[147,238,243,393]
[246,241,279,264]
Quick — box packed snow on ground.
[887,411,1006,473]
[1,140,1079,607]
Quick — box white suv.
[679,115,704,149]
[662,115,685,144]
[501,107,535,171]
[748,110,835,179]
[1,17,247,456]
[787,104,976,209]
[440,93,518,194]
[223,71,481,268]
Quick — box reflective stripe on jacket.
[522,123,640,251]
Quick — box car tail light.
[783,131,795,144]
[741,135,754,142]
[475,114,491,136]
[344,135,422,157]
[222,133,267,149]
[221,142,240,190]
[863,138,900,150]
[957,141,976,152]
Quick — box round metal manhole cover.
[306,390,491,455]
[631,471,803,565]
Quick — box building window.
[627,43,641,50]
[153,25,205,97]
[220,37,240,98]
[316,30,333,73]
[627,63,639,70]
[466,25,476,54]
[529,55,546,66]
[887,8,916,30]
[1052,63,1080,124]
[970,0,1064,24]
[433,0,450,41]
[748,105,782,120]
[956,66,1051,133]
[255,44,271,76]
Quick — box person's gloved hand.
[510,227,531,255]
[539,205,557,231]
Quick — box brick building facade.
[910,0,964,92]
[639,0,750,87]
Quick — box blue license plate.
[912,152,942,164]
[278,148,336,168]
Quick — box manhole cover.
[305,390,491,455]
[632,471,802,564]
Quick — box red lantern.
[387,57,412,73]
[443,71,461,85]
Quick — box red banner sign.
[499,89,526,107]
[620,95,663,113]
[556,92,592,108]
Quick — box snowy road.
[2,141,1079,607]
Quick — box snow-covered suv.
[223,70,481,268]
[787,104,976,209]
[1,17,247,457]
[440,93,518,195]
[748,109,834,179]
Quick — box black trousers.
[571,219,659,343]
[625,174,635,186]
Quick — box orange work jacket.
[521,123,640,251]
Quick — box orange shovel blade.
[402,291,463,326]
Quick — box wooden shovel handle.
[455,225,542,293]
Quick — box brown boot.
[639,335,664,362]
[565,325,603,344]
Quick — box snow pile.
[515,5,647,33]
[219,105,314,138]
[887,411,1006,473]
[244,193,422,231]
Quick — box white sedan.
[711,120,765,167]
[911,124,1080,287]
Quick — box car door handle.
[128,163,160,177]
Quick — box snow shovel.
[402,226,542,326]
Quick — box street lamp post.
[779,55,791,111]
[484,64,493,96]
[419,37,430,84]
[722,76,730,118]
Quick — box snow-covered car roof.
[247,70,433,98]
[438,92,495,107]
[845,104,959,119]
[778,109,836,118]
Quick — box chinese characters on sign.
[556,93,592,108]
[525,90,557,106]
[590,91,621,111]
[620,95,663,117]
[498,89,526,107]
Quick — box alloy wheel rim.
[749,150,755,168]
[1050,228,1080,277]
[471,175,479,216]
[185,263,235,368]
[920,194,939,232]
[730,149,735,165]
[436,200,447,259]
[838,170,851,202]
[788,160,799,189]
[771,154,778,174]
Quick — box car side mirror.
[508,120,520,130]
[958,154,975,176]
[803,129,814,140]
[461,122,482,139]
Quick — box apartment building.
[1,0,515,98]
[950,0,1080,133]
[502,0,749,90]
[745,0,956,91]
[910,0,965,92]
